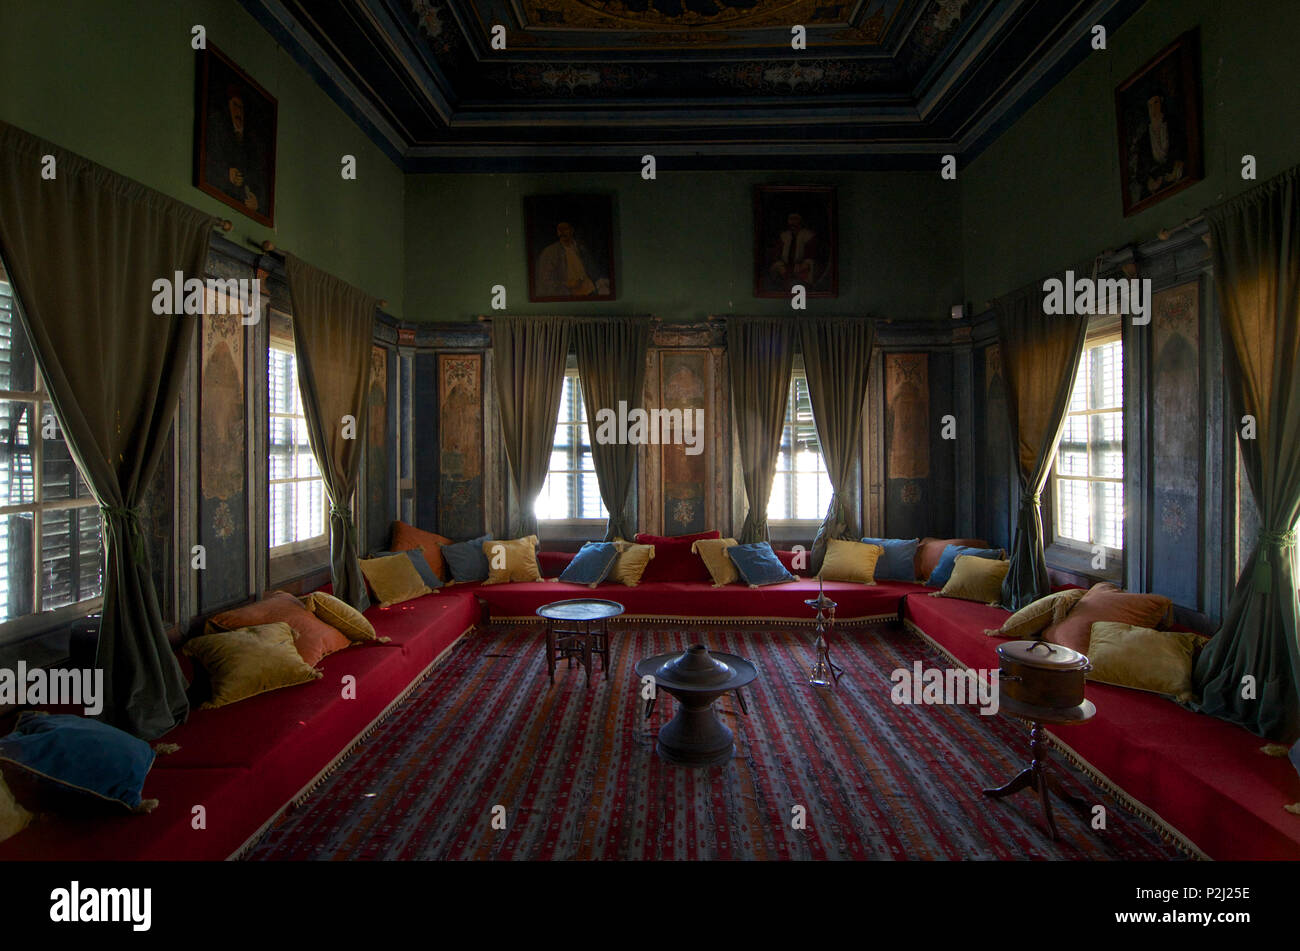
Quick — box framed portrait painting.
[754,185,837,298]
[1114,29,1203,218]
[195,44,278,226]
[525,194,616,302]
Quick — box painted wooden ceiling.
[238,0,1147,169]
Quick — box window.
[767,363,832,522]
[536,369,606,522]
[0,270,103,628]
[268,316,327,553]
[1054,330,1124,553]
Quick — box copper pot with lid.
[995,639,1092,719]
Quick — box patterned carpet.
[245,624,1188,860]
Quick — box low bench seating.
[465,577,928,624]
[902,591,1300,860]
[0,587,479,861]
[4,552,1297,861]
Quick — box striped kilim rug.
[245,624,1188,860]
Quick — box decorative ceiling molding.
[235,0,1148,170]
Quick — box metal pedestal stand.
[804,578,842,688]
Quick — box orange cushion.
[206,591,350,667]
[389,521,453,582]
[1041,582,1174,654]
[915,537,989,583]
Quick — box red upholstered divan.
[482,548,928,623]
[468,577,927,624]
[901,591,1300,860]
[0,587,480,861]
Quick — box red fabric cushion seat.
[472,578,928,622]
[537,551,575,578]
[0,588,482,861]
[0,764,251,861]
[635,531,719,583]
[901,592,1300,860]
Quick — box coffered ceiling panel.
[237,0,1146,169]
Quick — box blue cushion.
[372,549,442,589]
[443,533,494,583]
[726,542,797,587]
[560,542,619,587]
[861,537,920,582]
[0,712,154,811]
[926,545,1003,588]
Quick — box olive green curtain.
[1193,166,1300,743]
[0,121,215,738]
[284,254,377,612]
[728,317,796,543]
[799,317,874,573]
[574,317,650,541]
[492,316,572,537]
[995,283,1088,611]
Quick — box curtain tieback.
[100,505,146,560]
[1020,492,1042,506]
[329,503,357,534]
[1260,529,1297,546]
[1254,529,1297,594]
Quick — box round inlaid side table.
[536,598,624,685]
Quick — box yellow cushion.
[359,553,433,607]
[609,540,655,586]
[182,622,323,710]
[938,554,1010,603]
[1086,621,1207,701]
[985,588,1086,638]
[302,590,382,643]
[692,538,740,586]
[481,535,542,585]
[0,773,32,844]
[818,539,884,584]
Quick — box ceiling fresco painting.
[506,0,909,46]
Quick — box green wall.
[0,0,406,315]
[962,0,1300,307]
[404,170,962,323]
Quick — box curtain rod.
[244,237,388,310]
[1156,214,1206,242]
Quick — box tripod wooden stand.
[983,698,1096,841]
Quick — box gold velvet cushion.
[985,588,1086,638]
[183,622,323,710]
[818,539,884,584]
[481,535,543,585]
[301,590,384,643]
[359,553,434,607]
[206,590,350,666]
[609,541,655,586]
[937,554,1010,603]
[1085,621,1208,701]
[0,774,32,844]
[692,538,740,586]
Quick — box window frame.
[1051,323,1124,562]
[767,358,832,528]
[266,319,329,560]
[537,364,607,527]
[0,279,103,639]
